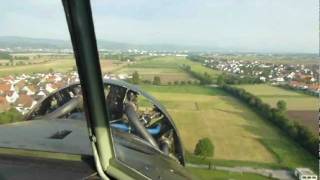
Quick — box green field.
[0,59,75,77]
[114,56,195,83]
[235,84,318,134]
[0,59,127,77]
[234,84,317,111]
[0,56,220,84]
[140,85,317,171]
[187,168,272,180]
[117,56,220,83]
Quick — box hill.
[0,36,209,51]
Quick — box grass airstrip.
[141,85,317,171]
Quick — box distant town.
[201,56,319,94]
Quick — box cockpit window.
[0,0,318,179]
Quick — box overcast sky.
[0,0,318,53]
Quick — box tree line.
[0,52,11,59]
[102,54,136,61]
[278,84,319,97]
[221,85,317,157]
[181,64,212,85]
[129,71,161,85]
[217,73,263,85]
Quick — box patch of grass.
[187,168,273,180]
[140,85,226,96]
[185,152,283,170]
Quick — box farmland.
[0,58,127,77]
[0,59,75,77]
[0,55,220,83]
[141,85,317,171]
[116,56,220,83]
[235,84,318,134]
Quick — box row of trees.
[217,73,263,85]
[221,85,317,157]
[278,84,319,97]
[131,71,200,86]
[0,52,11,59]
[102,54,136,61]
[131,71,161,85]
[167,80,198,85]
[181,65,212,85]
[186,55,206,63]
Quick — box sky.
[0,0,318,53]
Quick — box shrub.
[142,80,151,84]
[132,71,140,84]
[194,138,214,158]
[277,100,287,112]
[153,76,161,85]
[0,108,23,124]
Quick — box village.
[0,71,133,114]
[203,58,319,95]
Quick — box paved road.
[186,163,295,180]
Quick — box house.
[259,76,266,82]
[118,74,128,80]
[0,83,11,95]
[275,77,285,82]
[14,80,26,91]
[15,94,37,115]
[294,168,317,180]
[51,82,65,90]
[15,94,34,108]
[5,91,19,104]
[35,90,48,101]
[45,83,57,93]
[21,85,36,95]
[308,83,320,92]
[0,96,10,112]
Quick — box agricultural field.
[140,85,317,171]
[117,56,196,83]
[116,56,220,83]
[0,55,220,84]
[235,84,318,135]
[0,59,75,77]
[100,59,127,73]
[0,58,128,77]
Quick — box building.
[294,168,317,180]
